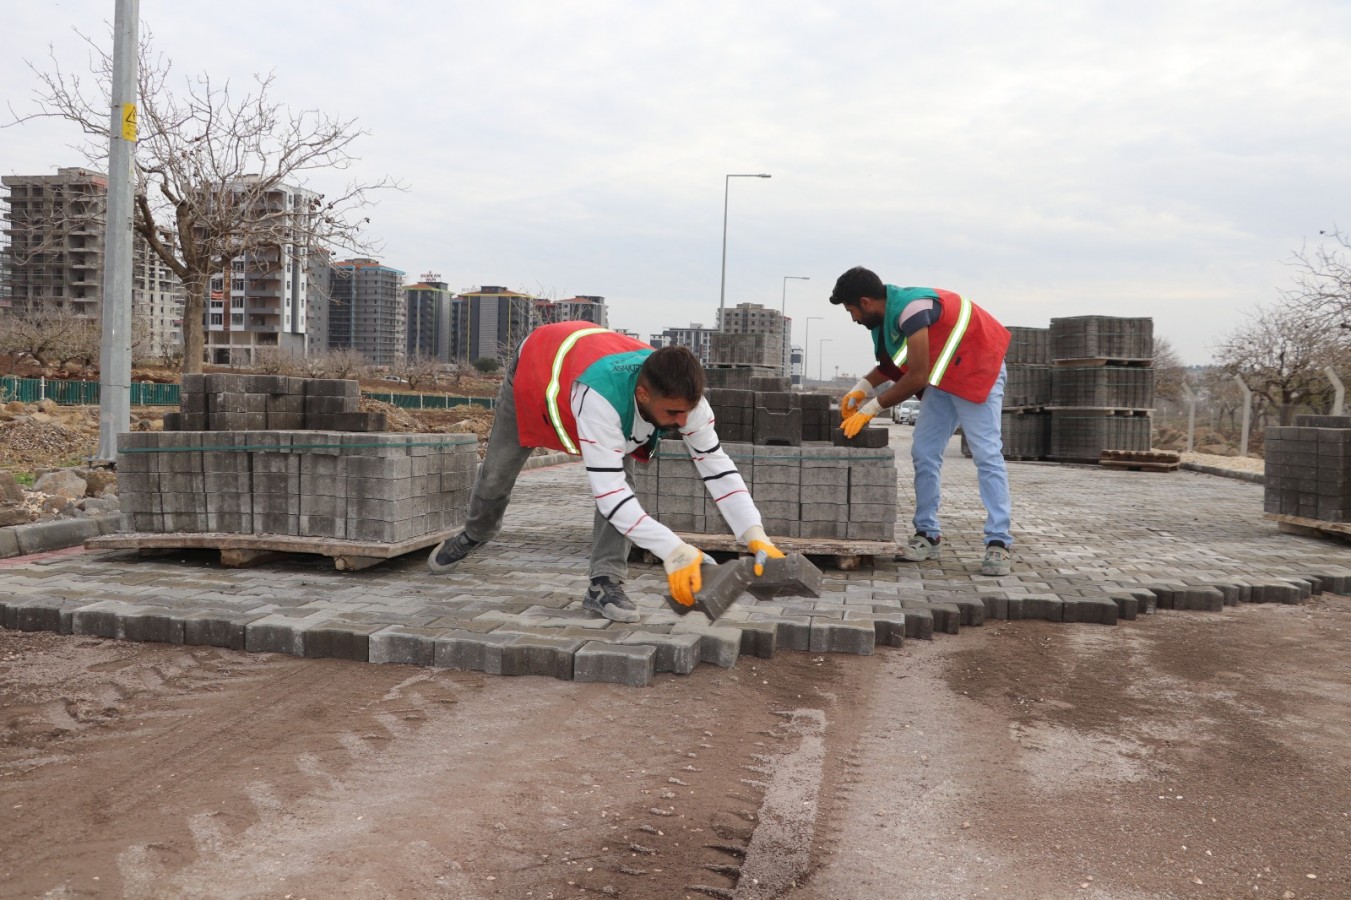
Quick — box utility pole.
[94,0,140,464]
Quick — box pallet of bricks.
[1263,415,1351,539]
[95,374,479,569]
[635,373,898,568]
[1047,316,1155,462]
[962,325,1054,459]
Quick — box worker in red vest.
[428,322,785,621]
[830,266,1015,576]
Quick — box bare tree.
[0,308,72,370]
[302,348,367,380]
[11,29,398,373]
[251,345,304,376]
[1152,336,1186,403]
[389,352,442,391]
[1214,303,1351,425]
[1287,228,1351,327]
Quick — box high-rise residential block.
[650,323,717,364]
[717,302,791,377]
[405,274,455,361]
[450,285,539,363]
[328,258,407,366]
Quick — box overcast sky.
[4,1,1350,374]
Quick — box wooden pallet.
[630,532,896,571]
[84,529,455,572]
[1264,513,1351,544]
[1099,449,1181,472]
[1046,406,1153,416]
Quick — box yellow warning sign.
[121,103,138,142]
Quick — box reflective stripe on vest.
[546,326,609,453]
[927,294,973,386]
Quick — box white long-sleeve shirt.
[571,383,761,561]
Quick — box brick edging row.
[1181,461,1264,485]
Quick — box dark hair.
[829,266,885,307]
[640,345,704,403]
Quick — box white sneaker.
[981,542,1012,576]
[899,533,941,562]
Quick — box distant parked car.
[892,398,921,425]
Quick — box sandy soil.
[2,596,1348,899]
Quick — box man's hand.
[840,377,872,421]
[742,524,785,576]
[842,398,882,438]
[664,542,708,607]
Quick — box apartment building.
[405,274,455,361]
[1,167,109,318]
[718,301,791,376]
[205,177,318,365]
[541,295,609,328]
[133,234,186,361]
[328,258,407,366]
[449,286,539,363]
[649,323,717,365]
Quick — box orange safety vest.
[514,322,653,453]
[875,286,1010,404]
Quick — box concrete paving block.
[905,601,959,634]
[433,630,521,673]
[847,611,905,647]
[72,600,128,639]
[368,625,446,666]
[245,614,314,657]
[728,621,777,659]
[670,621,742,667]
[1208,583,1243,606]
[618,631,703,673]
[665,558,755,620]
[118,606,186,644]
[980,594,1009,620]
[1178,587,1225,612]
[303,622,387,661]
[3,597,78,634]
[15,518,102,555]
[747,613,811,651]
[498,635,586,679]
[1107,593,1139,620]
[1019,595,1065,622]
[809,617,876,655]
[1060,598,1118,625]
[1128,588,1158,614]
[0,527,20,559]
[183,610,269,650]
[885,604,932,640]
[746,552,823,601]
[574,641,657,686]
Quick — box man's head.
[829,266,888,329]
[637,345,704,429]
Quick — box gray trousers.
[462,359,633,582]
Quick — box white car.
[892,398,921,425]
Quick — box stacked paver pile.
[635,439,897,541]
[1001,325,1053,459]
[163,374,387,433]
[118,431,478,542]
[1264,415,1351,522]
[1048,316,1154,462]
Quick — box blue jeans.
[910,364,1013,548]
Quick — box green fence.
[0,375,491,411]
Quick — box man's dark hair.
[640,345,704,402]
[829,266,886,307]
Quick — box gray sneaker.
[582,577,641,623]
[898,532,941,562]
[981,542,1012,576]
[427,530,482,574]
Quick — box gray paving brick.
[434,630,521,673]
[670,621,741,667]
[183,610,268,650]
[618,631,703,673]
[369,625,446,666]
[498,635,585,679]
[809,617,876,655]
[245,614,316,657]
[574,641,656,686]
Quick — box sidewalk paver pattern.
[3,432,1350,685]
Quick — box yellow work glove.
[842,398,883,438]
[664,542,709,608]
[742,524,786,576]
[840,377,873,421]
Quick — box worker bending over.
[428,321,784,621]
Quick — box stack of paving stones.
[1000,325,1053,459]
[704,387,838,447]
[634,439,897,541]
[164,374,388,433]
[1047,316,1154,463]
[118,431,478,542]
[1264,415,1351,521]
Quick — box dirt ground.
[1,595,1348,899]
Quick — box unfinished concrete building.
[328,258,407,366]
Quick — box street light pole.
[804,316,822,388]
[780,274,809,380]
[818,338,833,382]
[718,173,771,330]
